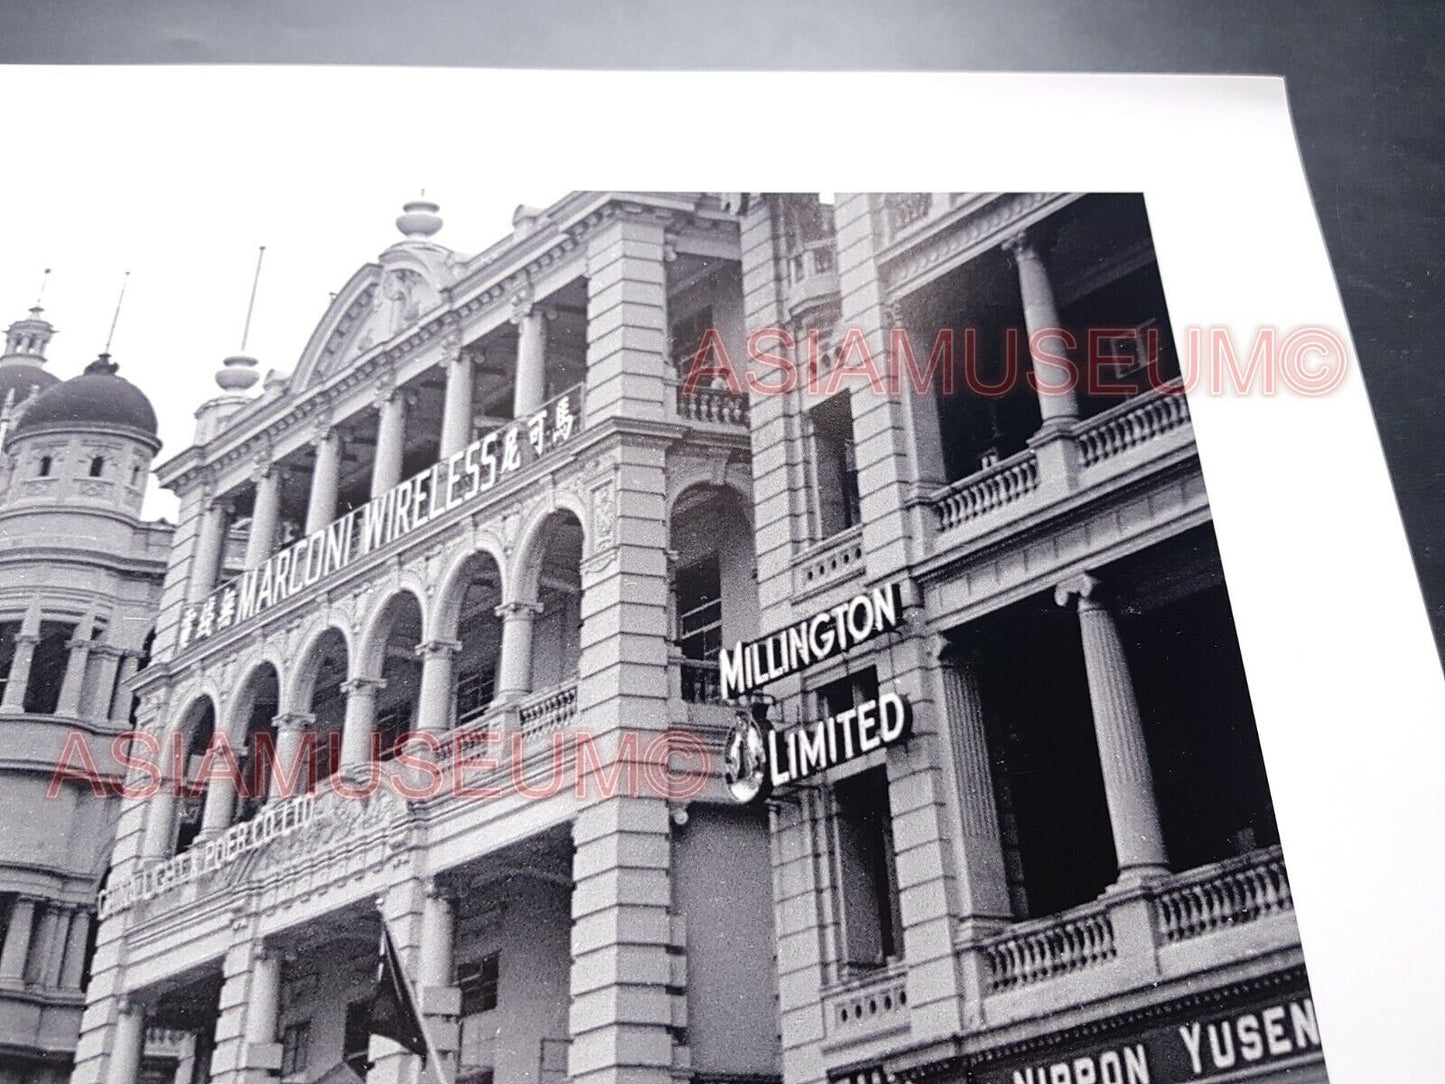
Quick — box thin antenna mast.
[240,245,266,351]
[103,272,130,354]
[34,268,51,309]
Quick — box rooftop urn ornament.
[396,194,443,240]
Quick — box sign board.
[178,383,584,650]
[971,987,1323,1084]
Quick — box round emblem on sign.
[724,710,769,804]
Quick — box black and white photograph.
[0,31,1440,1084]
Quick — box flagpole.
[377,909,456,1084]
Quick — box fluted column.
[305,427,343,535]
[246,467,283,569]
[511,298,552,417]
[105,998,147,1084]
[938,648,1013,920]
[414,640,461,733]
[56,624,95,717]
[372,386,410,496]
[60,908,91,989]
[109,652,140,725]
[188,497,230,603]
[1004,230,1079,423]
[439,348,475,459]
[1056,574,1169,880]
[494,601,542,703]
[270,712,315,799]
[0,896,36,979]
[41,906,70,988]
[339,677,387,771]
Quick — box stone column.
[243,948,283,1075]
[418,882,461,1078]
[89,646,123,722]
[270,712,316,799]
[494,601,542,703]
[141,782,179,859]
[304,427,343,535]
[200,768,236,838]
[56,627,95,717]
[109,652,140,725]
[60,908,92,989]
[188,498,230,602]
[512,298,552,418]
[414,640,461,733]
[439,348,475,459]
[245,468,283,570]
[105,997,147,1084]
[372,386,409,496]
[938,648,1013,922]
[1004,229,1079,424]
[42,906,72,988]
[1056,574,1169,880]
[339,677,386,772]
[1,632,39,714]
[0,896,36,979]
[26,903,60,984]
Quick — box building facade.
[0,304,173,1084]
[72,192,1323,1084]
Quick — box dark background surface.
[3,0,1441,658]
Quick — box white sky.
[0,67,567,521]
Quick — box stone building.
[0,303,173,1084]
[72,191,1324,1084]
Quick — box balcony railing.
[824,961,910,1044]
[796,524,865,594]
[933,449,1040,532]
[518,682,578,739]
[980,903,1116,992]
[1154,846,1292,944]
[673,381,750,427]
[966,846,1294,996]
[1077,380,1190,468]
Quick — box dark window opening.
[833,764,903,973]
[0,620,21,703]
[237,699,279,824]
[456,668,496,724]
[23,620,75,715]
[1125,584,1279,870]
[976,604,1116,919]
[174,704,216,855]
[37,455,52,477]
[671,305,715,373]
[89,456,105,478]
[344,1000,371,1078]
[811,393,860,537]
[677,554,723,703]
[459,952,500,1016]
[1062,259,1180,420]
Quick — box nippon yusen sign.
[725,692,912,803]
[718,581,905,700]
[178,384,583,650]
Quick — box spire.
[3,276,56,366]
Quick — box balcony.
[784,239,841,319]
[822,961,911,1053]
[794,524,865,599]
[928,379,1192,549]
[671,379,750,429]
[963,847,1298,1025]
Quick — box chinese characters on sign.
[178,384,583,650]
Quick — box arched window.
[37,456,51,478]
[88,456,105,478]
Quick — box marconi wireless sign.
[722,581,912,804]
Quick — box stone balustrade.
[1077,379,1190,468]
[673,382,750,427]
[795,525,865,595]
[824,961,910,1044]
[1153,845,1291,944]
[933,450,1040,532]
[980,903,1116,992]
[518,682,578,739]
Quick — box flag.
[369,923,429,1060]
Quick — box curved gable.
[290,263,383,392]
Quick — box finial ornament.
[396,198,443,241]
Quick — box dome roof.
[0,363,59,407]
[10,355,159,443]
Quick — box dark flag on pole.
[369,923,429,1060]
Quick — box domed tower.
[0,333,172,1084]
[0,303,62,444]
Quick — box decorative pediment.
[290,239,467,391]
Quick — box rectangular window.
[280,1020,311,1077]
[833,766,903,971]
[459,952,500,1015]
[810,393,861,538]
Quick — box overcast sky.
[0,67,569,520]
